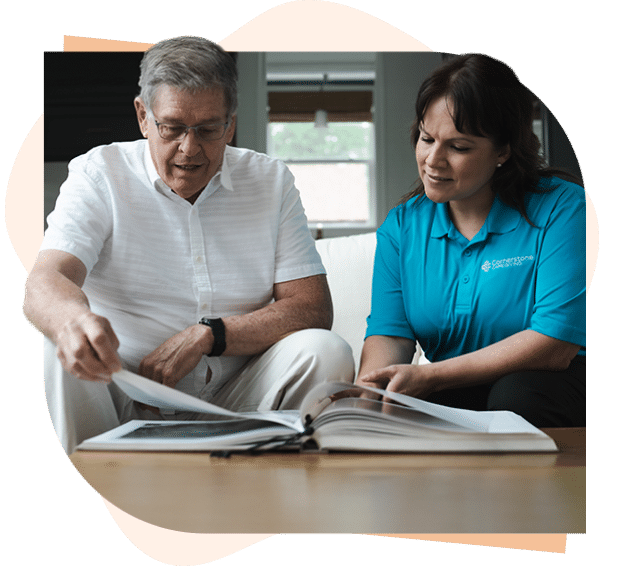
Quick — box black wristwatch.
[198,317,226,357]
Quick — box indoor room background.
[44,51,581,238]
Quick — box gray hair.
[138,36,238,118]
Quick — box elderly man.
[25,37,354,454]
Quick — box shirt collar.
[484,197,522,235]
[430,202,453,238]
[143,141,232,202]
[219,146,233,191]
[429,195,522,240]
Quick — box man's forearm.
[24,264,91,343]
[24,251,121,380]
[219,274,333,357]
[139,275,333,387]
[221,296,331,356]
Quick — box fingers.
[138,355,182,388]
[137,326,207,388]
[355,365,420,408]
[359,388,383,401]
[57,314,121,382]
[360,367,396,400]
[360,365,410,403]
[83,316,121,373]
[134,401,161,417]
[359,367,392,387]
[331,387,380,401]
[353,375,384,400]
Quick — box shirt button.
[463,276,470,284]
[201,304,207,310]
[195,255,203,263]
[464,249,472,257]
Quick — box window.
[267,120,374,225]
[267,87,375,229]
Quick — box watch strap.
[199,317,226,357]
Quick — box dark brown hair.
[404,53,582,223]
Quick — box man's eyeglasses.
[153,118,230,142]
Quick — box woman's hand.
[359,363,436,402]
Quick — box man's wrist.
[198,317,226,356]
[196,323,215,355]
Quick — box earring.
[497,163,502,168]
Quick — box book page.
[302,381,546,435]
[111,369,303,431]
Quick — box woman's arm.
[355,335,417,398]
[360,329,580,400]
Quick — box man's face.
[135,85,236,204]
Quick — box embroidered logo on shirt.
[481,255,534,272]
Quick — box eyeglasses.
[153,117,230,142]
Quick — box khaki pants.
[44,329,355,454]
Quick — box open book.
[77,369,558,453]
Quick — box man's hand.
[24,250,121,382]
[55,311,121,382]
[137,324,212,388]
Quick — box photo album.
[77,369,558,454]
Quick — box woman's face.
[415,97,510,209]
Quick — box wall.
[44,52,581,233]
[374,52,443,228]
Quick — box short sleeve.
[529,182,586,348]
[41,154,113,274]
[273,162,325,283]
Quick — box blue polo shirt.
[365,176,586,361]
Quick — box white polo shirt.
[42,140,325,397]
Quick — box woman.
[356,54,585,427]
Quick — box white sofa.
[314,232,425,372]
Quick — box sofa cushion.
[315,232,376,368]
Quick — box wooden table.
[70,428,585,534]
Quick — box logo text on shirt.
[481,255,534,272]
